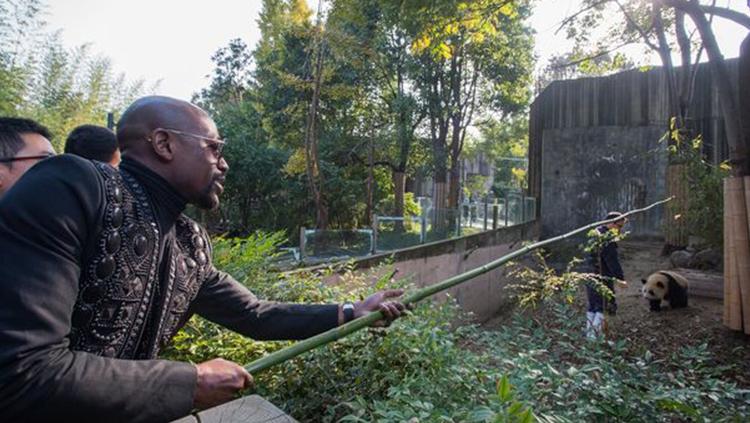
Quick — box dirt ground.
[609,240,750,385]
[485,240,750,386]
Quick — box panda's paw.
[649,300,661,312]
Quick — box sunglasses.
[155,128,226,160]
[0,153,55,163]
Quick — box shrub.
[163,232,750,422]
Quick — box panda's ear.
[641,279,647,284]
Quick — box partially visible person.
[0,117,56,198]
[64,124,120,166]
[585,211,628,339]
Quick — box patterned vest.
[69,162,212,359]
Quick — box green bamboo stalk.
[245,197,672,374]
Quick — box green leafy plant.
[470,375,536,423]
[505,224,627,308]
[163,231,750,422]
[665,123,729,249]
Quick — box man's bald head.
[116,96,211,154]
[114,95,228,210]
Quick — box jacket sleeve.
[601,242,625,280]
[0,156,196,423]
[191,267,339,341]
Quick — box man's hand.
[193,358,254,410]
[352,289,407,327]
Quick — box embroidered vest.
[69,162,211,359]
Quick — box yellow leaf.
[444,23,459,35]
[411,34,432,53]
[471,32,485,43]
[283,148,308,176]
[499,3,517,18]
[433,42,452,60]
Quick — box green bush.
[478,300,750,423]
[668,130,729,249]
[163,233,750,422]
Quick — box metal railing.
[299,196,536,259]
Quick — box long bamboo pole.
[245,197,673,374]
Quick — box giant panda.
[641,271,689,312]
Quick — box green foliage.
[469,374,536,423]
[506,250,593,308]
[164,232,749,422]
[507,225,628,308]
[0,0,148,150]
[477,302,750,422]
[666,130,729,249]
[468,116,529,196]
[376,191,421,217]
[162,231,497,421]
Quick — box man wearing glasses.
[0,117,56,197]
[0,96,405,422]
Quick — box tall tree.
[399,0,533,213]
[327,0,427,226]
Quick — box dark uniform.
[586,225,624,315]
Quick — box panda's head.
[641,272,670,300]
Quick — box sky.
[45,0,748,100]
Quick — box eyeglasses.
[155,128,226,160]
[0,153,55,163]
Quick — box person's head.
[116,96,228,210]
[64,124,120,166]
[605,211,627,231]
[0,117,56,197]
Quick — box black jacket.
[0,155,338,422]
[590,225,624,280]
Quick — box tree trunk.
[432,128,449,231]
[684,6,744,174]
[365,130,374,226]
[393,170,405,232]
[447,129,462,209]
[305,25,328,230]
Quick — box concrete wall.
[303,221,539,322]
[529,59,738,238]
[541,125,668,237]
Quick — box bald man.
[0,96,405,422]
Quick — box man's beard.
[195,180,221,210]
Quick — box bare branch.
[549,37,639,70]
[660,0,750,29]
[555,0,614,35]
[614,0,659,51]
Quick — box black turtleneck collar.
[119,157,187,232]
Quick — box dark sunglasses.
[0,153,55,163]
[153,128,226,160]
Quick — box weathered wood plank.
[672,267,724,300]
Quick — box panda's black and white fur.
[641,271,689,312]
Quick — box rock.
[689,248,722,270]
[688,235,708,249]
[670,250,693,268]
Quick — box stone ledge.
[172,395,297,423]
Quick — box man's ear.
[150,130,174,161]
